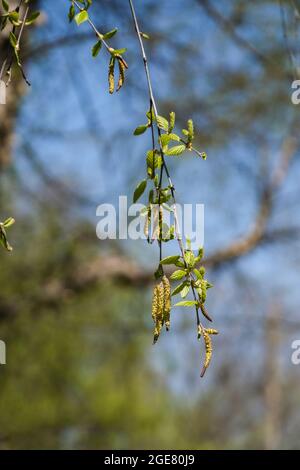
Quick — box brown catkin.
[162,275,171,331]
[108,57,115,94]
[115,54,128,69]
[116,58,125,92]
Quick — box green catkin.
[162,275,171,331]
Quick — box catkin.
[206,329,218,335]
[117,58,125,92]
[151,286,159,323]
[200,329,213,377]
[153,282,164,344]
[108,57,115,94]
[162,275,171,331]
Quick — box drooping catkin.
[144,207,151,241]
[162,275,171,331]
[151,285,159,323]
[116,58,125,92]
[200,329,213,378]
[153,282,164,344]
[108,57,115,94]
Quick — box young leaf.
[160,255,180,265]
[165,145,186,156]
[140,32,150,40]
[2,0,9,12]
[170,270,186,281]
[92,40,102,57]
[133,179,147,203]
[9,32,17,49]
[3,217,15,228]
[180,284,190,298]
[68,4,75,22]
[156,115,169,132]
[75,10,89,26]
[134,125,148,136]
[25,11,40,25]
[174,300,198,307]
[103,28,118,40]
[171,282,187,296]
[169,112,175,133]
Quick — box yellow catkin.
[108,57,115,94]
[116,58,125,92]
[152,206,159,241]
[200,329,213,377]
[162,275,171,331]
[115,54,128,70]
[151,286,159,323]
[153,282,164,344]
[144,207,151,240]
[206,329,218,335]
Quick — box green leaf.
[25,11,40,25]
[112,48,127,55]
[193,268,203,280]
[68,4,75,22]
[146,149,161,178]
[92,40,102,57]
[2,0,9,12]
[0,225,13,252]
[160,134,171,148]
[75,10,89,26]
[165,145,186,156]
[156,115,169,132]
[160,255,180,265]
[180,285,190,299]
[174,300,198,307]
[170,270,186,281]
[3,217,15,228]
[184,250,195,267]
[133,179,147,203]
[169,112,175,133]
[103,28,118,39]
[9,32,17,48]
[168,133,180,142]
[134,125,148,136]
[171,282,187,296]
[187,119,194,141]
[8,11,19,24]
[140,32,150,40]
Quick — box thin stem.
[128,0,204,332]
[72,0,112,53]
[5,3,30,86]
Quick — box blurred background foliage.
[1,0,300,449]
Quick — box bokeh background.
[0,0,300,449]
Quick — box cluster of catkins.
[151,275,171,344]
[108,53,128,94]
